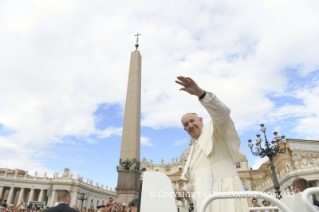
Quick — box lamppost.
[248,124,287,199]
[77,193,89,212]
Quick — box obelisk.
[116,33,142,203]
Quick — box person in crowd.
[175,76,248,212]
[106,198,113,208]
[72,205,79,211]
[123,205,130,212]
[260,200,273,212]
[81,206,87,212]
[292,177,319,207]
[2,200,8,209]
[89,202,94,210]
[249,198,260,212]
[43,190,78,212]
[128,199,138,212]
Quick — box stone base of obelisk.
[116,171,140,204]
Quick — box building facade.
[0,168,116,208]
[254,139,319,200]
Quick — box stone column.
[7,187,15,204]
[17,188,25,204]
[85,198,90,209]
[38,189,44,201]
[0,186,4,203]
[70,191,78,207]
[28,188,35,202]
[49,189,57,207]
[83,198,88,209]
[313,180,319,200]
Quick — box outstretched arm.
[175,76,230,123]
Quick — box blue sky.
[1,0,319,189]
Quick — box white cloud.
[140,136,155,146]
[97,127,123,139]
[252,157,269,170]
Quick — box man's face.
[263,201,270,206]
[129,206,137,212]
[292,185,300,194]
[252,200,257,206]
[181,114,203,139]
[65,195,71,206]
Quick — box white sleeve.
[200,92,230,124]
[199,92,213,102]
[182,183,194,192]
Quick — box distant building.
[254,139,319,200]
[0,168,116,208]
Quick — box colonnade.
[0,186,49,206]
[172,180,187,191]
[0,186,113,208]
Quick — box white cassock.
[181,92,249,212]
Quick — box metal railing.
[301,187,319,212]
[199,191,292,212]
[248,206,278,210]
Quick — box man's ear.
[199,117,203,125]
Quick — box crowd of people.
[250,198,274,212]
[0,200,45,212]
[74,198,138,212]
[0,191,138,212]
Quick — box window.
[142,168,146,172]
[156,169,159,171]
[236,163,241,168]
[166,169,170,172]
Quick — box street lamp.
[248,124,287,199]
[77,193,89,212]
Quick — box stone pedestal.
[116,171,140,204]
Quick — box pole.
[269,156,281,199]
[80,199,83,212]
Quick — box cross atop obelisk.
[116,34,142,203]
[134,33,141,50]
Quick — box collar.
[190,138,197,145]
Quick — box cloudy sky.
[1,0,319,189]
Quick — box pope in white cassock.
[175,76,249,212]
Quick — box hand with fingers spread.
[175,76,205,97]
